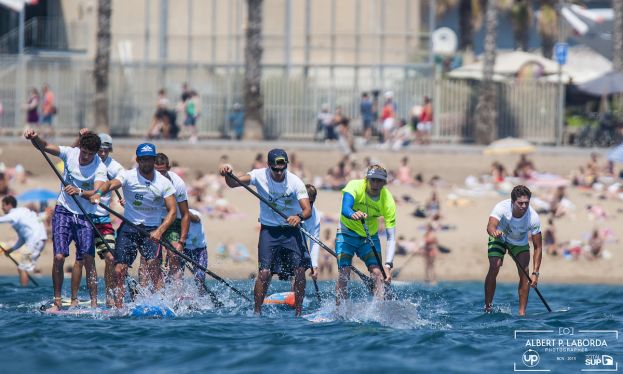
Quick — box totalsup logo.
[522,349,540,367]
[586,354,614,366]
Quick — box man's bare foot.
[484,304,493,313]
[70,298,79,308]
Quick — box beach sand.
[1,140,621,284]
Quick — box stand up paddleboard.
[40,304,175,318]
[263,291,311,309]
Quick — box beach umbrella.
[16,188,58,202]
[483,137,536,155]
[578,70,623,96]
[608,143,623,163]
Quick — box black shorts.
[258,225,311,279]
[115,223,162,265]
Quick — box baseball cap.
[366,167,387,181]
[99,133,113,150]
[267,149,289,166]
[136,143,157,157]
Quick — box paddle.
[97,202,251,303]
[30,138,140,298]
[506,244,552,313]
[0,242,40,286]
[359,219,397,300]
[183,262,225,308]
[226,171,374,295]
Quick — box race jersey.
[94,156,124,218]
[490,199,541,246]
[187,208,206,250]
[160,170,188,219]
[115,168,175,226]
[0,207,47,249]
[339,179,396,237]
[57,146,107,215]
[247,168,308,227]
[302,205,321,267]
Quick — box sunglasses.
[270,166,287,173]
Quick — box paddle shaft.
[506,247,552,312]
[226,172,374,289]
[183,262,224,308]
[0,242,40,286]
[360,219,388,280]
[97,202,251,303]
[31,139,140,295]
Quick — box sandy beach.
[0,138,621,284]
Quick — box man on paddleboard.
[219,148,312,316]
[485,185,543,316]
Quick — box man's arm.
[23,129,60,156]
[487,216,503,238]
[178,200,190,245]
[89,179,122,205]
[531,232,543,286]
[218,164,251,188]
[288,198,311,227]
[151,195,177,242]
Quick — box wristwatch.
[532,272,540,277]
[385,262,393,269]
[296,213,304,220]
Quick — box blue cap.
[136,143,157,157]
[267,149,289,166]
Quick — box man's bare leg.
[369,266,385,300]
[335,267,351,306]
[83,255,98,308]
[70,259,83,307]
[515,252,531,316]
[49,254,65,311]
[253,269,271,315]
[293,267,307,316]
[484,257,502,312]
[114,263,128,309]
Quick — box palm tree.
[613,0,623,72]
[474,0,499,144]
[94,0,112,134]
[243,0,264,140]
[537,0,557,59]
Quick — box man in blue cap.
[93,143,177,308]
[219,148,312,316]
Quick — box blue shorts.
[182,246,208,281]
[335,229,382,269]
[115,223,161,265]
[52,205,95,261]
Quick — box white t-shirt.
[115,168,175,226]
[187,208,206,250]
[160,170,188,220]
[490,199,541,246]
[57,146,108,214]
[302,205,321,267]
[94,156,124,217]
[0,207,47,250]
[247,168,308,227]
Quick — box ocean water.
[0,277,621,374]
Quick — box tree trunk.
[243,0,264,140]
[613,0,623,72]
[94,0,112,134]
[474,0,498,145]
